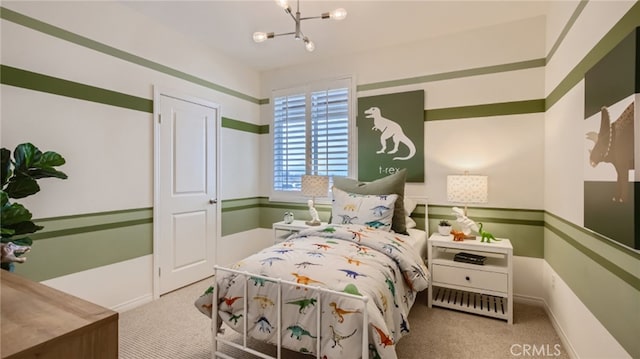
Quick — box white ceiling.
[121,0,550,72]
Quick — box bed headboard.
[408,197,429,233]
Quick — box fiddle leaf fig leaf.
[1,148,11,187]
[1,202,32,226]
[4,176,40,199]
[6,221,43,237]
[38,151,66,167]
[13,143,40,172]
[0,190,8,207]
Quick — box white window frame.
[269,76,356,203]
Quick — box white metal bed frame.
[211,266,370,359]
[210,198,428,359]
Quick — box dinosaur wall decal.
[364,106,416,161]
[586,102,635,202]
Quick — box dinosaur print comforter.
[195,224,430,359]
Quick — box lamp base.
[305,220,322,226]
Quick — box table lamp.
[447,172,488,236]
[301,175,329,226]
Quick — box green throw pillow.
[333,169,408,234]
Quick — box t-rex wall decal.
[586,101,635,202]
[364,107,416,160]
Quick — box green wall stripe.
[30,218,152,240]
[357,59,545,92]
[1,64,152,112]
[545,222,640,291]
[546,1,640,110]
[1,65,267,135]
[35,207,153,222]
[426,99,545,121]
[0,6,260,105]
[546,211,640,259]
[546,0,588,62]
[222,117,269,134]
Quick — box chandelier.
[253,0,347,52]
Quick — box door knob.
[209,199,217,204]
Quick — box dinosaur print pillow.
[330,186,397,231]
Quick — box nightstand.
[427,233,513,324]
[272,220,326,244]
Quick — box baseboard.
[541,298,579,359]
[112,293,154,313]
[513,293,544,306]
[513,293,577,358]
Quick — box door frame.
[152,86,221,299]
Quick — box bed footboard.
[211,265,369,359]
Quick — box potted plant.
[1,143,67,271]
[438,219,452,236]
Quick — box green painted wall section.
[14,208,153,281]
[544,212,640,358]
[14,201,546,282]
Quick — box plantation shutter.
[309,88,349,177]
[273,93,306,191]
[272,82,350,193]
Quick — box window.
[272,78,353,197]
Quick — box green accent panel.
[357,59,545,92]
[544,215,640,358]
[0,65,152,113]
[546,1,640,110]
[546,0,588,62]
[221,208,260,236]
[11,208,153,281]
[0,7,260,104]
[222,117,269,134]
[426,99,545,121]
[14,222,152,282]
[357,90,425,182]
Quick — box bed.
[195,170,430,359]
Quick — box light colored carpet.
[119,277,568,358]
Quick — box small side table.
[427,233,513,324]
[272,220,326,244]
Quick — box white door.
[154,91,220,296]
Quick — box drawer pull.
[465,276,470,281]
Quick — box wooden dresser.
[1,270,118,358]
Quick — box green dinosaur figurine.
[477,222,500,243]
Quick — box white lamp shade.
[301,175,329,198]
[447,175,488,204]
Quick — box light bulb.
[274,0,289,9]
[330,8,347,20]
[253,32,268,43]
[304,38,315,52]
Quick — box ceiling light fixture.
[253,0,347,52]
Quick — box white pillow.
[331,187,397,231]
[404,197,418,229]
[405,216,417,229]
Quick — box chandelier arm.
[298,16,323,21]
[272,31,296,38]
[284,8,296,22]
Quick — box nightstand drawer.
[432,264,507,293]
